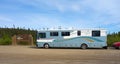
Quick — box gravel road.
[0,46,120,64]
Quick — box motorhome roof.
[38,28,106,32]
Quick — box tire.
[115,47,119,49]
[36,44,38,48]
[103,46,108,49]
[44,43,49,48]
[81,44,87,49]
[118,46,120,49]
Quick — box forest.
[107,32,120,46]
[0,27,37,45]
[0,27,120,46]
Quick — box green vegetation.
[0,34,11,45]
[0,27,37,45]
[107,32,120,46]
[0,27,120,46]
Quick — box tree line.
[107,32,120,46]
[0,27,120,46]
[0,27,37,45]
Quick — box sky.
[0,0,120,33]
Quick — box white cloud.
[82,0,120,19]
[77,0,120,29]
[17,14,63,28]
[71,4,81,11]
[16,0,82,13]
[0,16,13,22]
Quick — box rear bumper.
[112,45,120,49]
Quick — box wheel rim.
[44,44,49,48]
[81,45,87,49]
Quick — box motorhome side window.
[50,32,58,36]
[62,32,70,36]
[92,30,100,37]
[77,31,81,36]
[38,33,46,38]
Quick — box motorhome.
[36,28,107,49]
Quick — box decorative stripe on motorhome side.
[53,36,104,42]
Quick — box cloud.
[15,0,82,13]
[0,16,15,28]
[0,16,13,22]
[76,0,120,30]
[82,0,120,19]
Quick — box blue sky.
[0,0,120,33]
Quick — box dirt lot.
[0,46,120,64]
